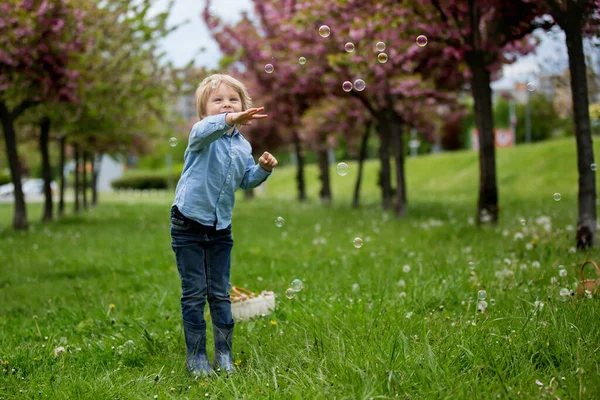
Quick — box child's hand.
[226,107,268,126]
[258,151,278,171]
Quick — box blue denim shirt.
[173,113,271,229]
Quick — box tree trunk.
[58,136,66,217]
[0,101,28,230]
[392,115,407,218]
[82,151,88,210]
[293,131,306,201]
[317,142,331,203]
[91,153,98,206]
[376,112,392,211]
[466,52,499,225]
[39,117,53,222]
[74,145,80,213]
[564,19,597,248]
[353,121,372,208]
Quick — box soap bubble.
[477,290,487,300]
[298,57,306,65]
[553,193,561,201]
[490,299,496,306]
[468,261,476,270]
[354,79,366,91]
[591,163,596,171]
[285,288,295,299]
[526,82,536,91]
[264,64,274,74]
[336,162,349,176]
[559,269,567,277]
[375,41,386,52]
[344,42,355,53]
[559,288,569,297]
[169,137,178,147]
[318,25,331,38]
[377,53,388,63]
[353,237,363,248]
[291,279,303,292]
[416,35,428,47]
[342,81,353,92]
[274,216,285,228]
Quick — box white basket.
[230,287,276,322]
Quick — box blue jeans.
[170,206,234,331]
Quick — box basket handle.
[580,260,600,281]
[230,286,255,297]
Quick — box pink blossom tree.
[0,0,88,229]
[405,0,552,224]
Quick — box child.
[170,74,277,376]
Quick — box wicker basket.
[576,260,600,296]
[230,286,276,321]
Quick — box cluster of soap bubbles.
[477,290,488,312]
[374,41,388,64]
[259,26,430,93]
[285,278,304,299]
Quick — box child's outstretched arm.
[226,107,267,126]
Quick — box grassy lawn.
[1,137,599,399]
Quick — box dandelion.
[532,261,541,268]
[397,279,406,287]
[405,312,413,319]
[403,265,411,273]
[270,320,277,325]
[352,283,360,292]
[513,232,524,241]
[54,346,66,357]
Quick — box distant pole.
[509,98,517,144]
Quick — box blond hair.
[195,74,252,119]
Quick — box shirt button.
[221,190,225,194]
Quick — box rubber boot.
[183,322,212,377]
[213,323,235,373]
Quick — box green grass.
[1,137,599,399]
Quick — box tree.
[540,0,599,247]
[407,0,551,224]
[0,0,88,229]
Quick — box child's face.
[205,83,243,117]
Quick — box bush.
[111,174,171,190]
[0,171,10,185]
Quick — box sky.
[151,0,570,90]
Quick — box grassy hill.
[0,137,599,399]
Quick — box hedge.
[111,173,180,190]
